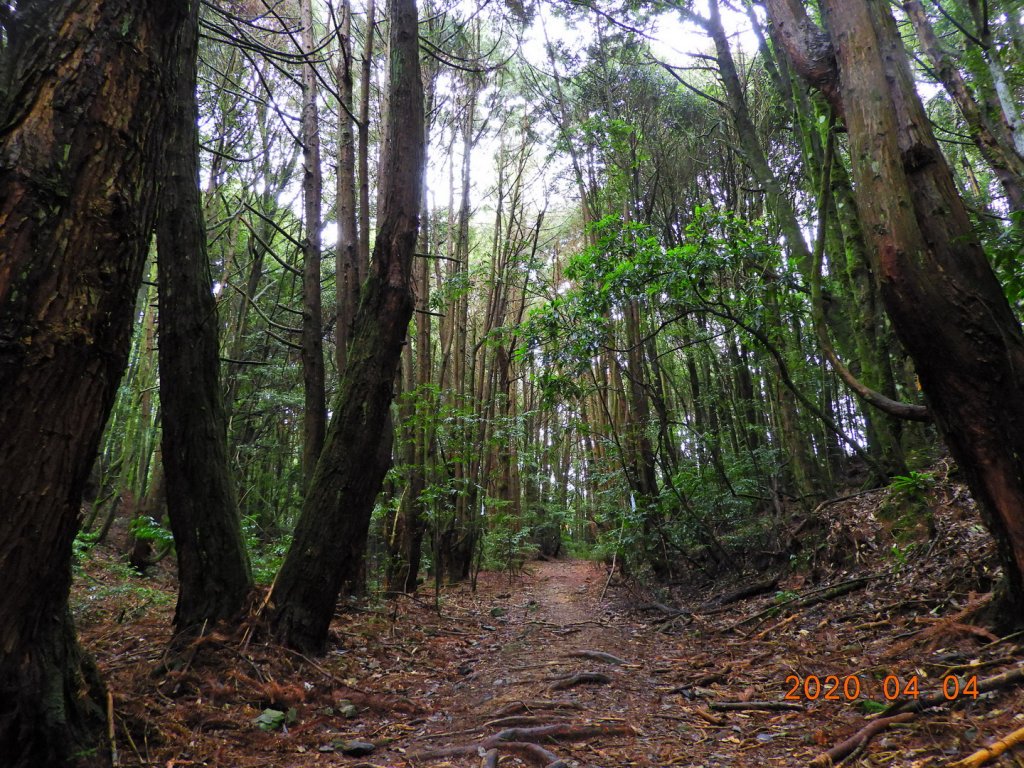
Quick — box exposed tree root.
[548,671,612,690]
[809,663,1024,766]
[410,722,634,766]
[563,649,629,665]
[490,699,584,717]
[484,722,633,745]
[809,712,917,767]
[484,715,568,728]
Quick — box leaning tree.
[0,1,186,764]
[267,0,426,653]
[766,0,1024,623]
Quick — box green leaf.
[254,708,286,731]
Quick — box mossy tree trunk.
[0,1,184,763]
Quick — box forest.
[2,0,1024,765]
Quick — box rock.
[337,740,375,756]
[335,699,359,718]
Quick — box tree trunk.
[299,0,327,489]
[0,1,183,763]
[268,0,424,653]
[903,0,1024,214]
[336,0,359,372]
[156,0,253,633]
[777,0,1024,621]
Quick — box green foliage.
[253,707,297,732]
[858,699,888,715]
[888,471,935,500]
[774,590,800,605]
[481,501,536,575]
[128,514,174,549]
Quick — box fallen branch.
[724,577,869,632]
[708,701,804,713]
[809,712,916,767]
[702,577,780,610]
[882,663,1024,717]
[952,724,1024,767]
[548,671,612,691]
[563,650,629,666]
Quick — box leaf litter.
[74,469,1024,767]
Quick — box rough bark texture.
[156,0,253,633]
[299,0,327,489]
[335,0,359,373]
[0,1,183,763]
[268,0,424,653]
[762,0,843,115]
[811,0,1024,621]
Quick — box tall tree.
[0,1,185,763]
[299,0,327,488]
[157,0,253,633]
[268,0,425,653]
[767,0,1024,621]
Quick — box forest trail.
[401,559,655,765]
[82,515,1024,768]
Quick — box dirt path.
[403,560,662,766]
[85,546,1024,767]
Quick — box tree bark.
[770,0,1024,621]
[336,0,359,374]
[0,1,184,763]
[156,0,253,633]
[903,0,1024,214]
[268,0,424,653]
[299,0,327,489]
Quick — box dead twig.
[708,701,804,712]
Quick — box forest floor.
[76,474,1024,767]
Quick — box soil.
[75,476,1024,767]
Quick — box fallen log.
[724,577,870,632]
